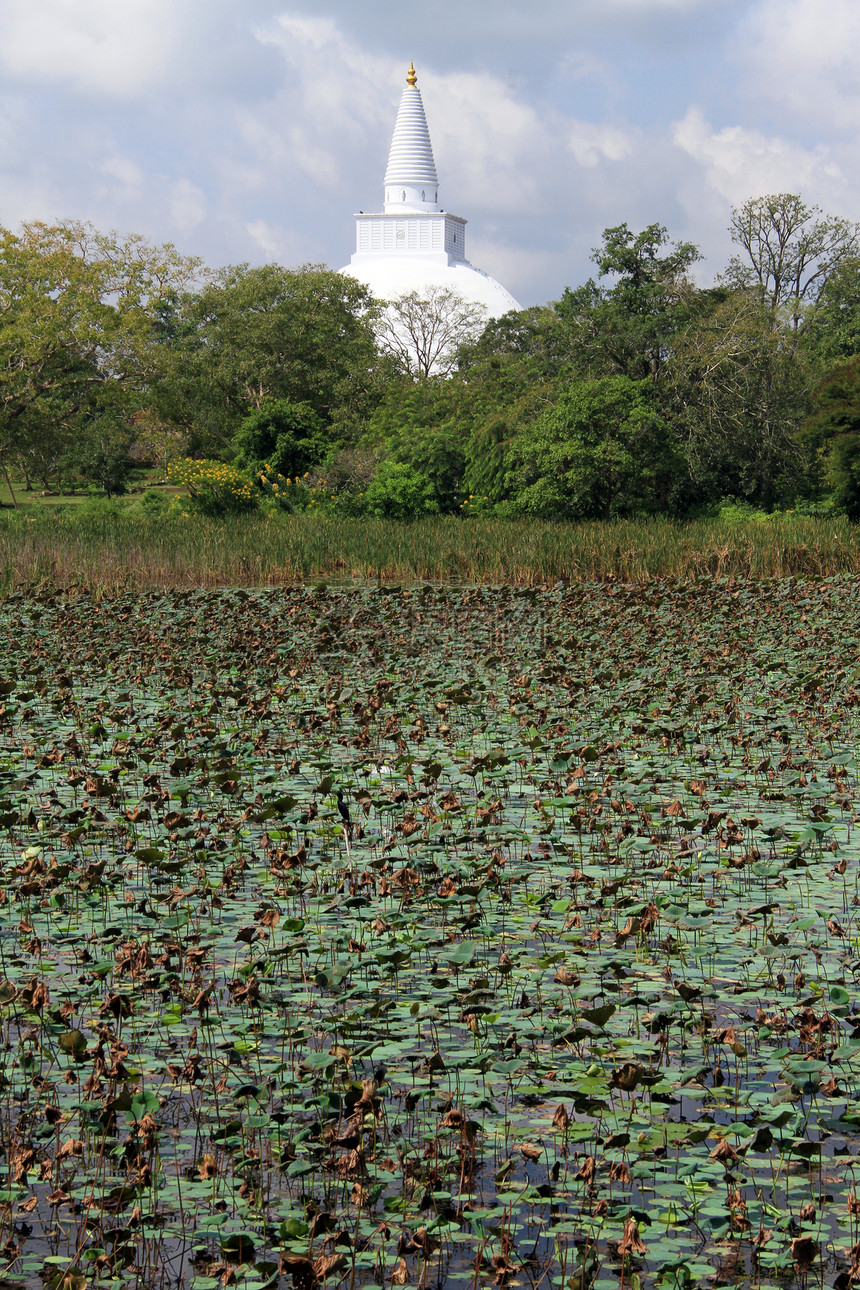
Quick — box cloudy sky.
[0,0,855,305]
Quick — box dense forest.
[3,191,860,521]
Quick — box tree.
[234,399,327,480]
[723,193,859,331]
[375,286,488,379]
[800,357,860,502]
[62,414,136,496]
[0,220,199,503]
[172,264,383,448]
[669,292,810,507]
[803,358,860,449]
[456,304,570,380]
[829,432,860,520]
[505,376,685,519]
[802,257,860,368]
[129,406,190,469]
[555,224,702,383]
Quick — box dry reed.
[1,511,859,594]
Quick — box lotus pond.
[1,580,860,1290]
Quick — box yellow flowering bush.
[257,463,311,513]
[459,493,494,516]
[306,477,339,513]
[167,458,258,517]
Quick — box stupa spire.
[383,64,440,213]
[342,64,522,321]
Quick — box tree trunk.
[1,459,19,509]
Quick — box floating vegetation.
[0,580,859,1289]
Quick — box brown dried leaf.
[709,1138,739,1162]
[552,1104,570,1132]
[56,1138,84,1161]
[313,1252,348,1281]
[390,1258,410,1286]
[280,1254,318,1290]
[198,1152,217,1180]
[791,1235,818,1269]
[617,1215,648,1256]
[410,1227,439,1257]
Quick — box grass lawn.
[0,465,180,513]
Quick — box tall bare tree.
[723,193,859,331]
[375,286,487,379]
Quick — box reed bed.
[1,510,859,593]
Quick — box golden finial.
[406,61,417,87]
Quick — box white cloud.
[467,237,561,308]
[0,93,31,168]
[0,0,286,102]
[246,218,320,263]
[101,155,146,194]
[739,0,860,127]
[429,74,546,214]
[262,12,342,53]
[568,123,633,167]
[247,14,396,192]
[674,106,845,205]
[0,0,183,97]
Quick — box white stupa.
[341,63,520,317]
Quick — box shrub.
[70,496,130,521]
[459,494,495,517]
[716,499,773,525]
[361,461,439,520]
[62,415,136,496]
[309,447,378,516]
[234,400,328,480]
[829,433,860,521]
[257,465,311,513]
[167,459,258,517]
[139,487,170,514]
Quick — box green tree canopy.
[802,358,860,452]
[802,257,860,368]
[172,263,384,449]
[505,375,685,519]
[234,399,327,481]
[0,220,198,501]
[800,357,860,508]
[555,224,702,383]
